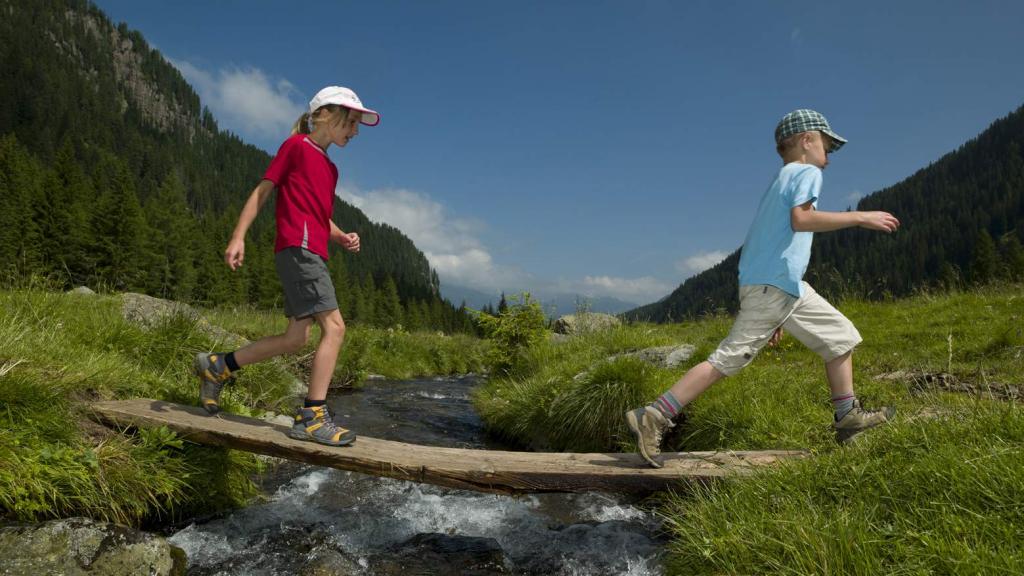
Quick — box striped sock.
[224,351,241,372]
[652,392,683,419]
[832,393,856,421]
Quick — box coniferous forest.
[0,0,475,333]
[628,104,1024,322]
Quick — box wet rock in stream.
[371,532,509,575]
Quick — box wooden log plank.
[88,399,808,494]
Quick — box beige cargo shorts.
[707,281,862,376]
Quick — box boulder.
[573,344,696,382]
[68,286,96,295]
[371,533,509,575]
[552,313,621,335]
[0,517,186,576]
[615,344,696,368]
[120,292,305,395]
[120,292,249,348]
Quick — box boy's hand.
[860,211,900,233]
[225,238,245,270]
[340,232,361,253]
[768,327,784,347]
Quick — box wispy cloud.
[580,275,672,304]
[845,190,864,206]
[790,27,802,46]
[169,59,304,142]
[675,250,728,276]
[338,186,527,292]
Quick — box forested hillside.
[628,104,1024,322]
[0,0,473,332]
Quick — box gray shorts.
[707,282,862,376]
[274,247,338,319]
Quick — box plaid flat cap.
[774,109,847,152]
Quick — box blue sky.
[93,0,1024,305]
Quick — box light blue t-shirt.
[737,162,822,297]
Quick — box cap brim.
[354,108,380,126]
[822,129,847,152]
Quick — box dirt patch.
[878,370,1021,401]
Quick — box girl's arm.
[330,220,361,253]
[225,179,276,270]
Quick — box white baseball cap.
[308,86,380,126]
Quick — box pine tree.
[999,232,1024,281]
[969,229,998,285]
[90,155,149,291]
[355,273,377,325]
[144,174,198,300]
[49,138,96,285]
[379,276,404,328]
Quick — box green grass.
[203,306,487,384]
[474,284,1024,574]
[0,287,486,526]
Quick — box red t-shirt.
[262,133,339,259]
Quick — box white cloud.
[169,59,304,141]
[338,186,527,291]
[336,185,678,304]
[675,250,728,276]
[845,190,864,206]
[790,28,802,46]
[580,275,672,303]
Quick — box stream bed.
[167,376,666,575]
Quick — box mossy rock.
[0,517,186,575]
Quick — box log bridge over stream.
[89,399,808,494]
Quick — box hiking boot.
[194,352,234,414]
[625,406,675,468]
[289,405,357,447]
[834,399,895,444]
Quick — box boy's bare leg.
[825,351,854,398]
[666,360,726,406]
[306,309,346,402]
[232,317,314,367]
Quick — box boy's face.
[802,131,831,169]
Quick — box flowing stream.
[167,376,666,575]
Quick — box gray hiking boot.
[194,352,234,414]
[289,405,357,447]
[625,406,675,468]
[834,399,895,444]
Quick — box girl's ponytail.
[291,112,312,135]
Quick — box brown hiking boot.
[834,399,895,444]
[625,406,675,468]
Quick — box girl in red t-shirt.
[193,86,380,447]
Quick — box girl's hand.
[340,232,360,253]
[225,238,245,270]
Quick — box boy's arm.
[225,179,276,270]
[330,220,361,253]
[791,202,900,233]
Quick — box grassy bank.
[474,286,1024,573]
[0,288,487,526]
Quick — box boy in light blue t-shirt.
[626,110,901,468]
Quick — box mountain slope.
[0,0,471,329]
[628,104,1024,322]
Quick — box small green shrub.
[474,293,548,377]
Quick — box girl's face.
[326,107,360,147]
